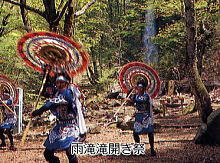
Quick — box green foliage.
[0,30,42,90]
[154,0,182,15]
[0,31,23,75]
[155,21,186,79]
[99,68,117,85]
[0,2,23,35]
[0,0,219,95]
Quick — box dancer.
[0,91,17,150]
[32,73,87,163]
[129,80,156,156]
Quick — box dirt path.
[1,105,220,163]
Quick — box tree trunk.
[116,0,120,16]
[180,0,185,17]
[107,0,113,22]
[197,21,213,75]
[123,0,126,15]
[43,0,59,32]
[87,66,98,85]
[64,0,74,37]
[86,47,99,85]
[184,0,212,123]
[20,0,33,32]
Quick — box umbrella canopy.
[0,75,18,104]
[118,62,161,98]
[17,32,89,77]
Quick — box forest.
[0,0,220,162]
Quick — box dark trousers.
[44,146,78,163]
[0,128,14,146]
[133,132,155,150]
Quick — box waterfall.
[143,9,158,64]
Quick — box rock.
[194,108,220,145]
[124,115,132,123]
[154,108,163,114]
[108,123,117,128]
[194,123,209,144]
[107,92,120,99]
[87,124,101,134]
[102,107,110,110]
[206,108,220,144]
[111,102,121,107]
[87,102,99,110]
[154,122,161,133]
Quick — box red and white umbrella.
[0,75,18,104]
[119,62,161,98]
[17,32,89,76]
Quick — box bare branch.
[57,0,65,10]
[3,0,45,18]
[54,0,69,23]
[75,0,96,17]
[0,1,5,15]
[20,0,33,32]
[0,5,13,36]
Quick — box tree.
[183,0,212,123]
[4,0,96,36]
[19,0,33,32]
[0,1,14,36]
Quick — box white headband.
[56,76,69,82]
[137,83,144,87]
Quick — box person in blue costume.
[32,73,87,163]
[0,92,17,150]
[129,80,156,156]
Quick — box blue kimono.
[0,99,17,129]
[34,88,80,151]
[131,93,154,134]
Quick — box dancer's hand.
[78,133,86,142]
[32,109,41,117]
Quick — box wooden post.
[168,80,175,96]
[180,96,184,114]
[160,99,167,117]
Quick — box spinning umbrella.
[0,75,18,115]
[17,31,89,76]
[0,75,18,105]
[119,62,161,99]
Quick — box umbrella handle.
[113,89,135,118]
[20,69,49,146]
[0,98,16,116]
